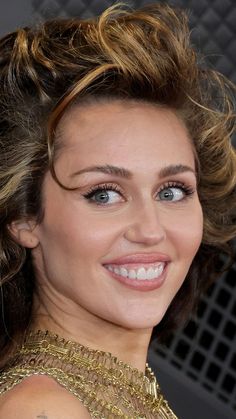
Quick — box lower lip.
[103,264,168,291]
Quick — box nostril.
[124,224,166,245]
[123,204,166,244]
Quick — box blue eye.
[83,187,123,205]
[158,187,187,202]
[93,190,110,204]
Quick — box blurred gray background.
[0,1,235,418]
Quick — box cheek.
[37,208,122,264]
[166,205,203,259]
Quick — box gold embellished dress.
[0,330,178,418]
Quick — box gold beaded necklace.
[0,330,178,419]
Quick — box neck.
[32,294,152,373]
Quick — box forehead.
[55,100,195,171]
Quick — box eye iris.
[160,188,174,201]
[95,190,109,203]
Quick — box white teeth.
[157,264,164,275]
[137,267,146,280]
[128,269,136,279]
[120,268,128,277]
[147,267,156,280]
[105,263,165,281]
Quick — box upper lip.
[103,252,170,265]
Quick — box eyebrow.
[71,164,132,178]
[158,164,196,178]
[70,163,196,179]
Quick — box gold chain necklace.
[0,330,178,419]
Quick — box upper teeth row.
[105,264,164,280]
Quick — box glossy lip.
[102,252,170,265]
[102,254,169,292]
[103,263,168,291]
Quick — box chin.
[110,310,168,331]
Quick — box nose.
[124,201,166,246]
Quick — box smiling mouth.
[104,262,165,281]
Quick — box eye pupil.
[160,188,174,201]
[95,191,109,203]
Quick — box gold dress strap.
[0,330,178,419]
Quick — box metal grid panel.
[151,263,236,414]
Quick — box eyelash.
[82,183,124,201]
[82,181,195,203]
[158,181,194,197]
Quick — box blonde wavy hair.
[0,3,235,368]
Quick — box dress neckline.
[0,329,178,418]
[22,329,159,398]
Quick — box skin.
[0,374,91,418]
[12,100,203,373]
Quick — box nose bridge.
[124,199,166,244]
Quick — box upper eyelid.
[83,183,125,205]
[82,181,195,200]
[82,183,125,200]
[158,181,195,190]
[82,185,194,208]
[84,182,123,193]
[83,179,195,190]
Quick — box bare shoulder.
[0,374,91,419]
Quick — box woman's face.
[32,100,203,330]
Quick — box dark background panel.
[0,1,235,418]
